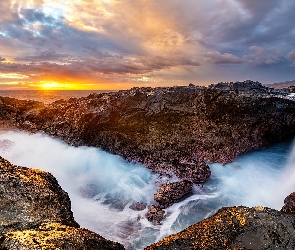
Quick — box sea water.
[0,90,114,104]
[0,131,294,249]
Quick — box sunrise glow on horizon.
[1,0,295,90]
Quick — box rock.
[0,222,124,250]
[154,180,193,208]
[173,161,211,183]
[0,157,125,249]
[145,205,165,225]
[145,206,295,250]
[129,202,147,211]
[281,192,295,213]
[0,156,79,234]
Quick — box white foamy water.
[0,130,294,249]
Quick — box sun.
[42,82,59,89]
[40,81,87,90]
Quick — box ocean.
[0,90,115,104]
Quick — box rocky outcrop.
[0,156,78,233]
[154,180,193,208]
[145,205,165,225]
[0,156,124,249]
[2,80,295,184]
[0,223,124,250]
[281,192,295,214]
[145,206,295,250]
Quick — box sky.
[0,0,295,90]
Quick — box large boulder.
[0,157,125,249]
[0,156,79,234]
[145,206,295,250]
[154,180,193,208]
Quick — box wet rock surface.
[154,180,193,208]
[281,192,295,214]
[145,205,165,225]
[0,157,124,249]
[2,81,295,183]
[145,206,295,250]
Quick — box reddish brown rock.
[145,205,165,225]
[154,180,193,208]
[281,192,295,213]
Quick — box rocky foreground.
[0,156,124,250]
[145,205,295,250]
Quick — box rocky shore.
[1,81,295,183]
[2,80,295,248]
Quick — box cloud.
[204,51,243,64]
[243,46,283,65]
[287,49,295,65]
[1,0,295,89]
[0,57,6,62]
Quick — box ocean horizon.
[0,89,117,104]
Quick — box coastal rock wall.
[0,156,124,249]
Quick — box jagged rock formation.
[154,180,193,208]
[0,157,124,250]
[145,206,295,250]
[1,80,295,185]
[0,156,78,233]
[145,205,165,225]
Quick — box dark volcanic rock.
[0,157,125,249]
[0,156,79,234]
[281,192,295,213]
[1,81,295,182]
[145,205,165,225]
[0,223,124,250]
[145,206,295,250]
[154,180,193,208]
